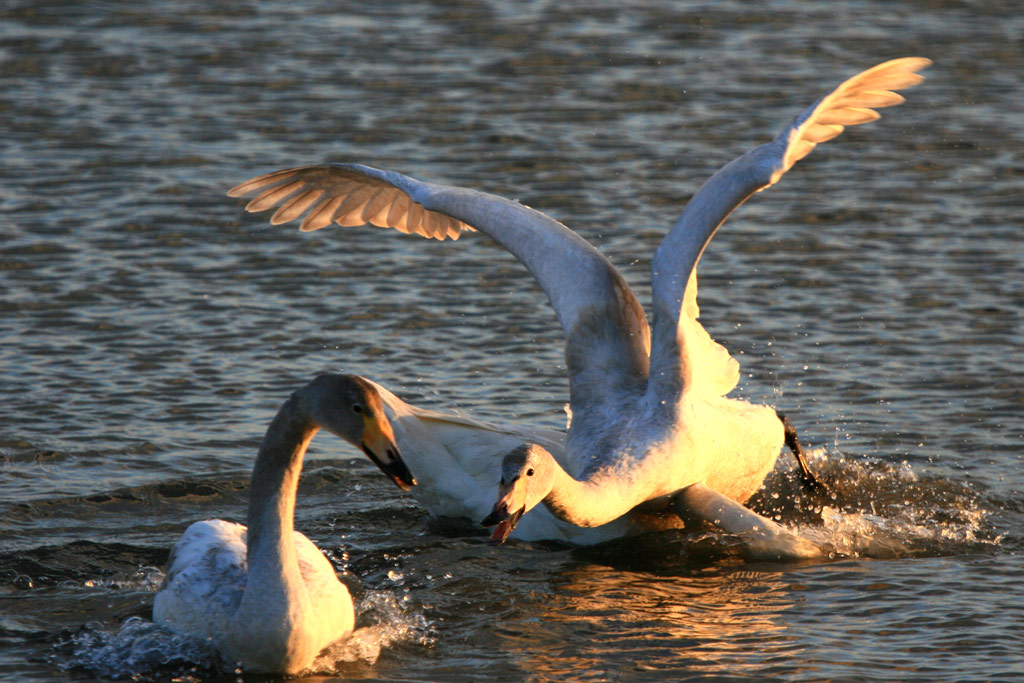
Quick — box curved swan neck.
[541,463,631,528]
[246,394,318,571]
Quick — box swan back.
[366,379,564,521]
[348,378,639,543]
[154,520,354,673]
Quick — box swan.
[153,374,415,674]
[337,375,679,544]
[227,58,930,556]
[321,376,815,553]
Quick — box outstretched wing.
[229,164,475,240]
[229,164,652,411]
[648,57,931,399]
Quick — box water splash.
[55,617,224,681]
[313,590,435,670]
[80,565,165,592]
[772,447,1002,559]
[54,589,434,679]
[802,503,997,559]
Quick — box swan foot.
[777,412,835,500]
[671,483,824,562]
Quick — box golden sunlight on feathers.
[228,165,475,239]
[772,57,930,183]
[227,59,930,559]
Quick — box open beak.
[360,414,416,491]
[481,485,526,543]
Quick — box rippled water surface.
[2,1,1023,681]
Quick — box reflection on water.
[500,565,793,680]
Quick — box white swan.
[321,377,821,556]
[341,376,652,544]
[228,58,930,555]
[153,374,415,674]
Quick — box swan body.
[153,374,414,674]
[360,377,667,544]
[287,375,790,546]
[228,58,930,547]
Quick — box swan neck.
[246,395,318,578]
[543,464,625,528]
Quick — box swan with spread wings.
[229,58,929,557]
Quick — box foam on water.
[57,618,223,681]
[54,589,433,679]
[766,447,1001,560]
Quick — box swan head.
[303,374,416,490]
[480,443,555,543]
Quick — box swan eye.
[526,468,535,477]
[351,404,363,414]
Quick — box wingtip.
[858,56,932,90]
[226,179,263,198]
[899,56,933,71]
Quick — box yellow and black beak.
[481,482,526,543]
[360,414,416,491]
[481,503,525,543]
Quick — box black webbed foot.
[777,411,837,502]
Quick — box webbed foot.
[777,411,836,501]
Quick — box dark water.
[2,1,1023,680]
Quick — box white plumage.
[229,59,929,556]
[153,374,414,674]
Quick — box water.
[2,0,1022,680]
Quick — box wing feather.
[245,179,305,213]
[301,195,344,231]
[228,165,477,241]
[649,57,930,398]
[334,186,377,226]
[360,189,392,224]
[271,189,324,225]
[386,193,411,233]
[774,57,931,181]
[229,163,652,411]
